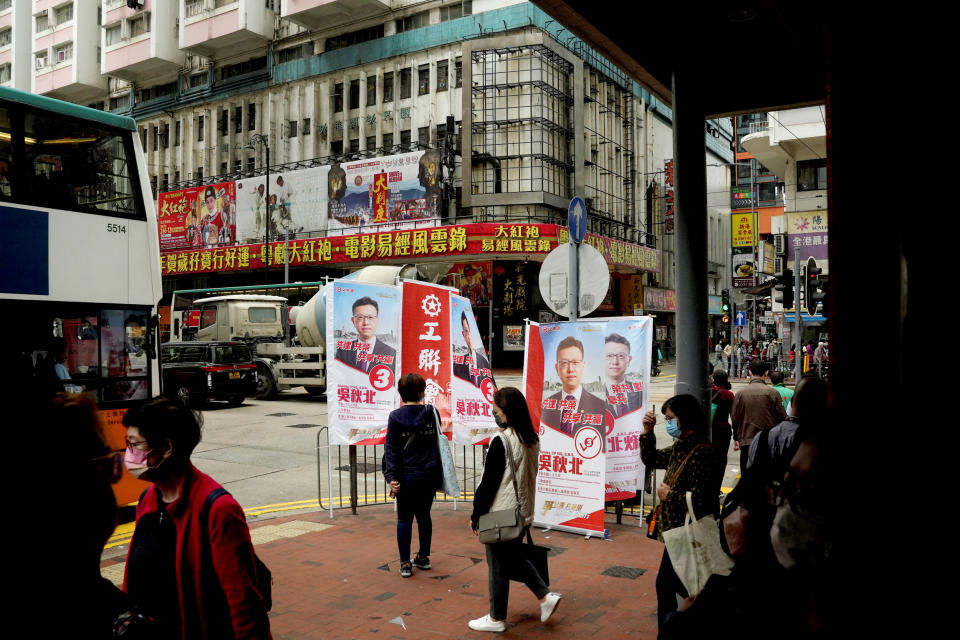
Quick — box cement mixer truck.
[168,265,419,399]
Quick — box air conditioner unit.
[774,233,786,255]
[774,256,785,274]
[38,9,48,17]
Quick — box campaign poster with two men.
[525,316,652,535]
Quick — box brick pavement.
[229,503,659,639]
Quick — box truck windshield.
[248,307,277,323]
[214,345,252,364]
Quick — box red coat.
[124,465,271,639]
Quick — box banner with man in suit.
[451,295,498,445]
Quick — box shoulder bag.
[477,435,525,544]
[432,406,460,497]
[663,491,735,596]
[646,443,710,539]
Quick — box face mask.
[665,418,682,438]
[770,500,828,569]
[494,413,507,429]
[124,446,164,480]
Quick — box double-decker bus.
[0,86,162,504]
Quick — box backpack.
[201,488,273,611]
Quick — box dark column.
[671,70,710,417]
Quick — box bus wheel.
[256,364,277,400]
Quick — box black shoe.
[400,562,413,578]
[413,555,431,570]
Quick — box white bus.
[0,86,162,500]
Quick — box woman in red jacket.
[122,397,271,639]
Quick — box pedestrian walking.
[768,370,794,413]
[714,342,724,369]
[640,395,719,631]
[469,387,561,632]
[710,369,735,489]
[122,397,271,639]
[723,342,732,372]
[731,360,786,471]
[382,373,442,578]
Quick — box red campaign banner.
[159,223,663,276]
[372,172,389,223]
[158,181,237,251]
[401,281,453,438]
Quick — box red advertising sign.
[401,281,453,437]
[373,172,389,223]
[158,181,237,250]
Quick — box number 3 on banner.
[369,364,395,391]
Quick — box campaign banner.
[451,295,498,445]
[401,280,454,438]
[524,321,609,536]
[327,150,442,232]
[326,282,401,445]
[158,181,236,250]
[235,166,329,244]
[599,317,652,501]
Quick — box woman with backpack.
[122,397,271,639]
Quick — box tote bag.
[433,408,460,497]
[663,491,734,596]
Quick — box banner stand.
[534,521,610,540]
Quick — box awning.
[783,312,827,325]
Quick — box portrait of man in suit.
[540,336,607,438]
[453,311,491,388]
[604,333,643,417]
[334,296,396,374]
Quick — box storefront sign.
[786,211,829,272]
[158,181,236,250]
[664,159,675,233]
[731,212,756,248]
[643,287,676,312]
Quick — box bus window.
[200,306,217,330]
[0,104,11,199]
[100,309,148,402]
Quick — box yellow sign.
[731,212,756,248]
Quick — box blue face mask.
[665,418,682,438]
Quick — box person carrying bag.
[468,388,561,633]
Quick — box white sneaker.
[540,592,561,623]
[468,614,506,632]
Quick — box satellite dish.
[538,243,609,318]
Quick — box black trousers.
[485,532,549,621]
[656,548,689,633]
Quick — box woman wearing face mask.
[468,387,561,633]
[122,397,271,639]
[382,373,442,578]
[640,394,719,632]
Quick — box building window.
[161,174,169,192]
[0,63,10,83]
[382,132,393,149]
[196,167,203,182]
[247,103,256,130]
[35,51,48,70]
[220,109,228,136]
[349,79,360,110]
[383,72,394,102]
[333,83,343,112]
[0,0,11,11]
[162,123,169,149]
[330,140,343,155]
[189,73,208,89]
[436,123,446,142]
[174,120,181,146]
[218,56,267,81]
[220,162,227,175]
[233,159,241,174]
[395,10,430,33]
[440,1,471,21]
[455,57,462,88]
[418,126,430,146]
[349,138,359,153]
[197,115,204,141]
[324,24,383,52]
[437,59,448,92]
[150,175,157,199]
[400,129,411,151]
[418,65,430,95]
[366,135,376,150]
[214,0,237,8]
[277,43,312,64]
[366,76,377,106]
[109,94,130,110]
[797,159,827,191]
[54,43,73,64]
[36,13,50,32]
[246,157,255,172]
[234,106,242,133]
[128,13,150,37]
[185,0,203,18]
[303,118,311,134]
[288,120,298,137]
[55,4,73,25]
[140,128,147,149]
[174,170,180,184]
[105,24,121,46]
[0,28,10,47]
[152,126,158,151]
[400,68,411,99]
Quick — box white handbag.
[663,491,735,596]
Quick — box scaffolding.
[470,44,574,199]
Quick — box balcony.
[102,2,179,82]
[180,0,275,58]
[281,0,390,30]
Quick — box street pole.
[794,247,803,381]
[568,239,579,321]
[265,142,270,285]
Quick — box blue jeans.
[395,476,437,562]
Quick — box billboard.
[158,181,236,250]
[235,166,329,244]
[786,211,829,272]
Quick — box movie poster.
[401,280,454,438]
[327,150,442,233]
[235,166,329,244]
[157,181,236,250]
[445,262,492,308]
[326,281,401,445]
[451,295,498,445]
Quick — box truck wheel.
[227,394,244,407]
[256,364,277,400]
[305,386,326,397]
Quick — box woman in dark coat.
[382,373,442,578]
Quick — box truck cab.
[192,295,288,342]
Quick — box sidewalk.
[102,503,662,639]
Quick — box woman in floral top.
[640,394,719,631]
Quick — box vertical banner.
[600,317,653,501]
[525,321,610,536]
[401,281,453,437]
[158,180,236,250]
[450,295,498,445]
[326,281,401,445]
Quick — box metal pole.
[264,141,270,285]
[793,248,803,381]
[568,240,579,320]
[284,227,290,284]
[349,445,358,515]
[671,70,709,409]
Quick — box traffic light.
[721,314,729,324]
[774,267,794,309]
[805,257,825,316]
[721,289,730,313]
